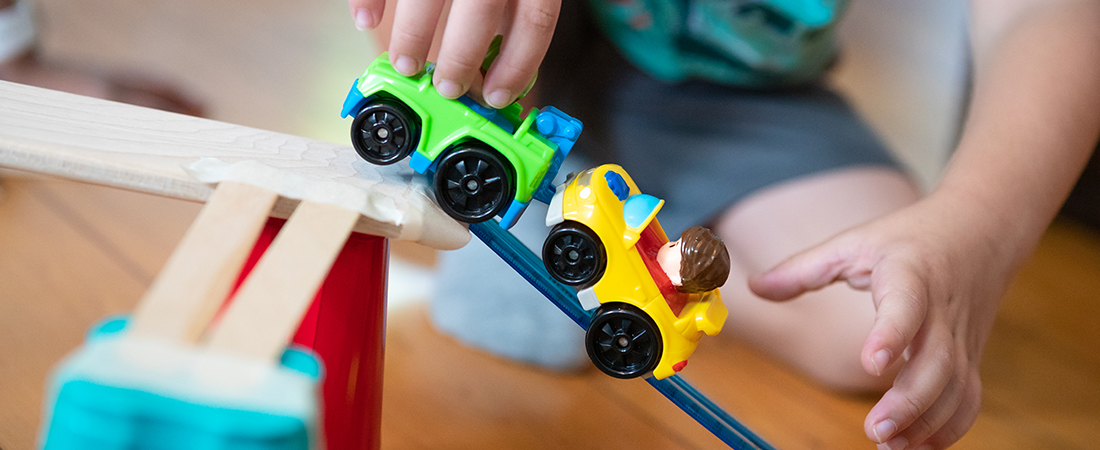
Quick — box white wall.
[828,0,970,190]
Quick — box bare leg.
[713,166,921,392]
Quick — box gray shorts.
[539,10,906,234]
[427,10,908,371]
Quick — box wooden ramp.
[0,80,469,251]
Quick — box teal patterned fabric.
[587,0,848,87]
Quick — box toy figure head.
[657,226,731,294]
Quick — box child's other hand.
[348,0,560,108]
[749,192,1015,449]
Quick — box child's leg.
[713,167,920,392]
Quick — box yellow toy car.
[542,164,728,379]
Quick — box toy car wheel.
[351,98,420,165]
[433,145,514,223]
[586,303,661,379]
[543,222,606,288]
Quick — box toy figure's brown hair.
[677,226,731,294]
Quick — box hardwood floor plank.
[33,175,201,284]
[381,307,697,450]
[0,179,150,450]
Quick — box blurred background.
[27,0,973,307]
[2,1,1098,449]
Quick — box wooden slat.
[127,182,277,344]
[204,200,360,361]
[0,80,469,251]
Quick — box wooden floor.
[1,175,1099,450]
[3,0,1099,448]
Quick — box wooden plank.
[0,80,469,250]
[204,201,360,361]
[127,182,277,344]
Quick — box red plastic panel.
[229,218,388,450]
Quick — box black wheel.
[433,145,514,223]
[543,222,606,288]
[586,303,661,379]
[351,98,420,165]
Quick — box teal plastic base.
[41,317,322,449]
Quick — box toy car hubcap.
[543,222,606,288]
[433,146,513,223]
[372,126,390,141]
[549,234,596,281]
[444,159,502,210]
[586,304,660,379]
[461,175,482,194]
[351,100,420,166]
[362,111,406,158]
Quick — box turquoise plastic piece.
[623,194,664,230]
[587,0,847,87]
[41,318,321,450]
[458,96,515,134]
[341,79,366,119]
[498,199,531,230]
[535,106,583,154]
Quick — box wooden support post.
[205,200,360,361]
[128,182,277,343]
[232,219,389,450]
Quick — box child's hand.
[348,0,560,108]
[749,192,1015,449]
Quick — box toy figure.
[543,164,728,379]
[657,225,731,294]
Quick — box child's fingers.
[915,374,982,449]
[861,259,928,376]
[482,0,561,108]
[389,0,447,77]
[864,328,956,446]
[349,0,384,30]
[748,236,858,301]
[883,372,966,449]
[432,0,508,99]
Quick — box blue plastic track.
[469,221,777,450]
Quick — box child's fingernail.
[872,349,892,376]
[354,9,374,31]
[487,89,513,109]
[872,419,898,443]
[393,56,418,76]
[436,79,463,98]
[885,435,908,450]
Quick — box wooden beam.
[0,80,469,250]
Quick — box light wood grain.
[0,179,149,450]
[0,80,469,251]
[204,200,360,361]
[127,182,277,344]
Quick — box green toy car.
[341,53,583,229]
